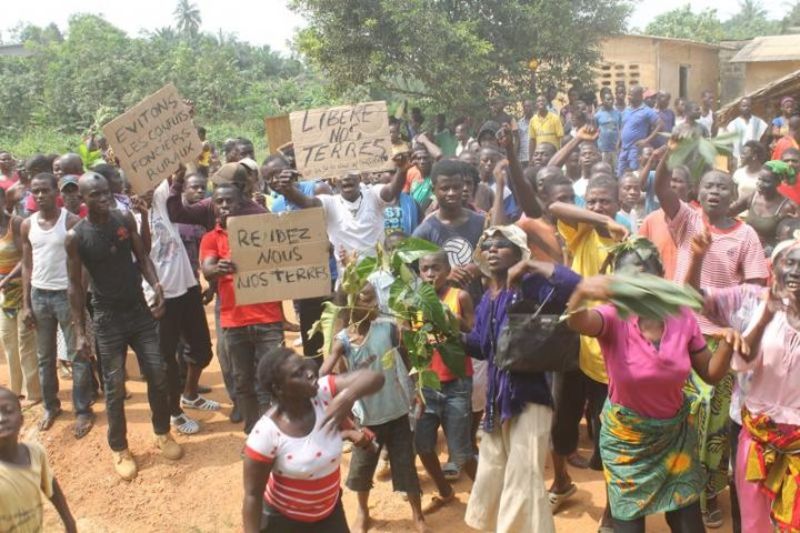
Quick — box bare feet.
[351,509,371,533]
[567,451,590,469]
[414,518,432,533]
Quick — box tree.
[781,1,800,34]
[723,0,780,40]
[644,5,723,43]
[174,0,201,38]
[290,0,633,114]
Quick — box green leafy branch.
[309,237,466,392]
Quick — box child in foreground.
[321,282,428,533]
[0,386,77,533]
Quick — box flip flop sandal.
[74,413,95,439]
[703,508,724,529]
[181,395,221,411]
[442,462,461,481]
[39,408,63,431]
[549,483,577,513]
[422,493,455,515]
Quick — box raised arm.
[379,153,412,204]
[491,166,508,226]
[548,201,629,240]
[414,133,443,160]
[498,126,541,218]
[690,329,743,385]
[654,145,680,219]
[548,126,598,168]
[565,275,609,336]
[319,338,346,376]
[322,368,386,430]
[274,170,323,209]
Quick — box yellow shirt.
[529,112,564,148]
[0,442,54,533]
[557,220,612,384]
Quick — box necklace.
[341,194,364,217]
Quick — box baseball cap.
[59,174,79,191]
[643,89,657,99]
[210,162,244,185]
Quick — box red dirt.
[3,303,733,532]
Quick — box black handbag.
[491,287,580,374]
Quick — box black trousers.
[612,501,705,533]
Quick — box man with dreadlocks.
[566,237,746,532]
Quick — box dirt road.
[4,305,733,532]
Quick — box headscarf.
[764,160,798,186]
[473,225,531,276]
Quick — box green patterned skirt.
[600,399,705,520]
[684,336,734,510]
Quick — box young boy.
[321,283,428,533]
[416,251,477,513]
[0,386,76,532]
[618,172,643,233]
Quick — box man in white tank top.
[21,172,94,438]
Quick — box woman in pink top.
[566,239,744,533]
[699,239,800,533]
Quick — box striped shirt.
[244,376,343,523]
[668,201,768,334]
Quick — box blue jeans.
[215,298,236,403]
[224,323,284,433]
[415,377,473,466]
[31,288,92,415]
[93,303,170,451]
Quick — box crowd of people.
[3,81,800,533]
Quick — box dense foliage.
[291,0,633,117]
[644,0,796,43]
[0,13,350,156]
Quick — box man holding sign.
[200,182,284,435]
[274,155,410,272]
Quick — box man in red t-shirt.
[200,183,284,434]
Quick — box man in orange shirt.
[637,164,694,280]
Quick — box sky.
[1,0,791,54]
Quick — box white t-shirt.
[143,180,198,301]
[726,116,768,162]
[244,375,343,523]
[319,185,389,271]
[733,166,760,201]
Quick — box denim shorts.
[415,377,473,465]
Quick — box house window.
[679,66,689,99]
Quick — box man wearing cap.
[21,172,94,438]
[618,86,663,177]
[59,175,87,218]
[167,160,265,230]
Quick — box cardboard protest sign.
[227,208,332,305]
[103,83,202,194]
[264,115,292,155]
[289,100,392,178]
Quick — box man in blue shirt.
[595,89,622,174]
[618,86,663,177]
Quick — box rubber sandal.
[422,493,455,514]
[171,414,200,435]
[74,413,95,439]
[549,483,577,512]
[703,508,723,529]
[39,408,63,431]
[181,395,221,411]
[442,462,461,481]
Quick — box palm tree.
[174,0,201,38]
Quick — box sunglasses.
[480,238,516,252]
